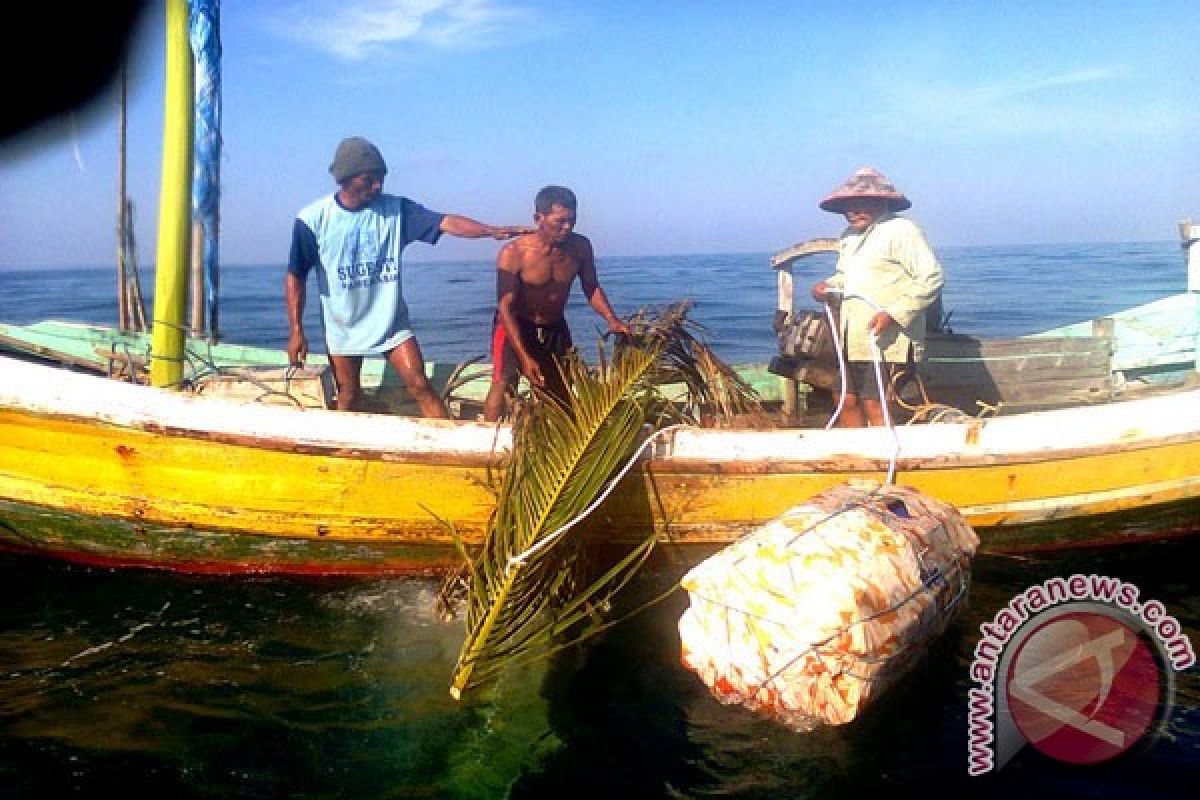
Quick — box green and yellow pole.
[150,0,194,387]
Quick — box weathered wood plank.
[0,332,113,374]
[925,351,1110,378]
[192,366,335,409]
[770,238,839,270]
[923,355,1112,387]
[918,331,1116,413]
[925,334,1113,358]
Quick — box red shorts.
[491,315,573,384]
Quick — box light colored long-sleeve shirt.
[824,213,944,362]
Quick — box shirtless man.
[483,186,630,421]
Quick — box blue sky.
[1,0,1197,269]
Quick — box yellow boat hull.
[3,351,1199,575]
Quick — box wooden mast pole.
[150,0,194,388]
[116,67,129,333]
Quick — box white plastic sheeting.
[679,481,979,731]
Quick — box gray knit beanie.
[329,137,387,183]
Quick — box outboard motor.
[769,308,839,390]
[766,238,840,390]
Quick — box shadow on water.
[508,585,713,799]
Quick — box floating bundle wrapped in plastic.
[678,481,979,731]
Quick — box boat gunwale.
[3,352,1200,472]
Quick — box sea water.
[0,243,1197,798]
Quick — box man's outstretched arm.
[440,215,532,240]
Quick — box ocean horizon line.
[0,238,1180,273]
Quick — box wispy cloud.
[893,67,1120,118]
[273,0,538,61]
[1021,68,1116,93]
[864,66,1173,137]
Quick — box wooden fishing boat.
[3,1,1197,576]
[2,225,1199,575]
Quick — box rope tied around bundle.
[678,481,979,731]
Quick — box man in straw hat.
[286,136,531,417]
[811,167,944,427]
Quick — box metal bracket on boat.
[768,239,840,417]
[1180,218,1200,293]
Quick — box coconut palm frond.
[623,300,765,424]
[450,343,665,699]
[449,301,768,699]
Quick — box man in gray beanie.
[286,136,530,417]
[327,136,388,183]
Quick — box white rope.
[867,331,900,485]
[507,424,688,567]
[823,300,848,430]
[822,288,899,484]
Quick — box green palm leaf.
[448,302,767,699]
[450,343,665,698]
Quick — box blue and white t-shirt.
[288,193,445,355]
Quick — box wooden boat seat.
[917,321,1116,415]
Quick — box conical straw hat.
[819,166,911,213]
